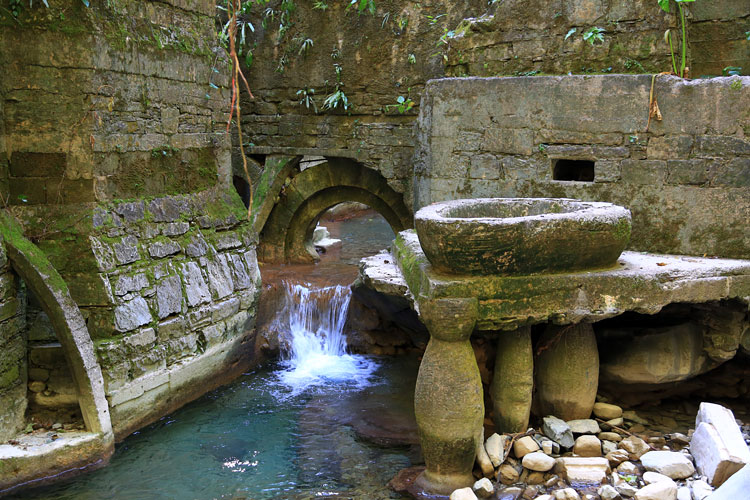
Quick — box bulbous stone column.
[534,322,599,421]
[491,326,533,433]
[414,298,484,495]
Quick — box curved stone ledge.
[0,212,114,492]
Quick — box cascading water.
[273,281,379,395]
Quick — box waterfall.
[274,281,379,395]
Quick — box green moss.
[0,211,70,295]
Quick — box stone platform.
[359,230,750,495]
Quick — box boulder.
[568,419,601,434]
[704,464,750,499]
[497,463,519,485]
[534,323,599,420]
[513,435,540,458]
[543,415,574,448]
[690,402,750,486]
[450,487,478,500]
[619,435,651,460]
[640,451,695,479]
[599,322,714,386]
[594,402,623,420]
[634,480,677,500]
[643,471,673,484]
[522,451,556,472]
[472,478,494,498]
[476,429,495,477]
[554,488,581,500]
[598,485,622,500]
[574,435,602,457]
[485,432,508,467]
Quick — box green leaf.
[657,0,670,12]
[565,28,577,40]
[81,0,89,6]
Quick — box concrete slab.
[376,230,750,332]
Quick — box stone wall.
[0,0,263,441]
[0,0,230,205]
[445,0,749,78]
[0,236,26,442]
[415,74,750,259]
[239,0,489,208]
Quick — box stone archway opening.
[253,156,412,264]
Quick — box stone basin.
[414,198,631,275]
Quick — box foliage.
[723,66,742,76]
[296,87,318,113]
[322,88,350,111]
[658,0,695,78]
[582,27,605,45]
[8,0,89,18]
[386,95,414,114]
[347,0,375,15]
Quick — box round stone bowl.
[414,198,631,275]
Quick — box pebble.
[568,419,601,435]
[606,449,630,467]
[614,475,638,498]
[602,440,618,455]
[526,471,545,484]
[618,435,650,460]
[522,485,539,499]
[513,436,540,458]
[450,487,478,500]
[598,484,621,500]
[594,402,623,420]
[676,486,691,500]
[690,479,713,500]
[472,478,493,498]
[536,496,553,500]
[497,463,520,485]
[554,488,581,500]
[640,451,695,479]
[633,480,677,500]
[497,486,524,500]
[555,457,610,484]
[522,451,556,471]
[574,435,603,457]
[542,439,555,455]
[643,471,672,484]
[599,432,623,442]
[485,433,507,467]
[617,461,639,475]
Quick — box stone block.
[157,316,185,341]
[114,201,145,222]
[696,136,750,156]
[114,273,149,297]
[482,128,534,155]
[9,152,66,178]
[666,160,708,185]
[148,239,182,259]
[470,155,502,180]
[114,297,152,332]
[161,107,180,135]
[554,457,610,484]
[156,275,183,319]
[148,197,189,222]
[691,403,750,486]
[620,160,667,184]
[180,261,211,307]
[185,233,209,257]
[206,254,235,299]
[113,235,141,265]
[647,136,693,160]
[9,177,47,205]
[210,296,240,323]
[711,158,750,188]
[162,222,190,236]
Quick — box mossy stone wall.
[0,236,27,442]
[415,74,750,259]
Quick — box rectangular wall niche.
[552,159,595,182]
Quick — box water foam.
[273,282,379,396]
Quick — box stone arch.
[0,214,113,441]
[257,158,412,263]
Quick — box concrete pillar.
[534,323,599,421]
[414,298,484,495]
[491,326,533,433]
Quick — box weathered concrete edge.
[392,229,750,331]
[109,324,258,441]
